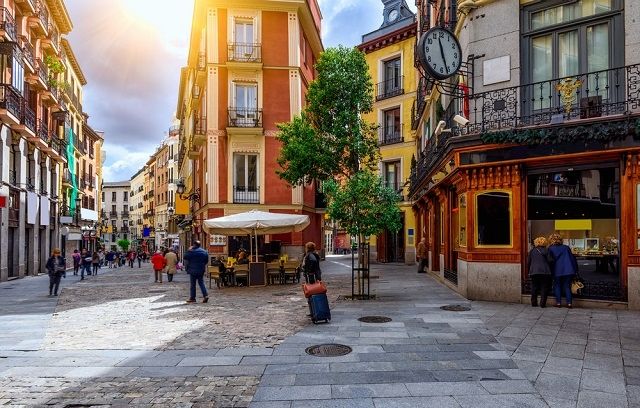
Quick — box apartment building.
[0,0,102,281]
[410,0,640,308]
[129,166,145,246]
[100,181,130,251]
[175,0,324,256]
[358,0,417,264]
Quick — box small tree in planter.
[117,239,130,252]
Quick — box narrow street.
[1,258,639,407]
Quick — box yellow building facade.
[359,0,417,264]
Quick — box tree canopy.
[277,46,401,238]
[117,239,130,251]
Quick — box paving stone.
[549,343,586,360]
[252,385,331,401]
[372,396,462,407]
[129,366,202,377]
[576,390,628,408]
[533,373,580,401]
[405,381,488,396]
[479,379,536,395]
[540,357,583,377]
[178,356,243,366]
[331,383,410,398]
[585,341,622,356]
[583,353,623,372]
[197,365,266,377]
[580,368,626,394]
[454,394,549,408]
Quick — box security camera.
[434,120,447,136]
[453,114,469,126]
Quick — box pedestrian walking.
[46,248,66,296]
[98,249,105,268]
[106,250,115,268]
[184,241,209,303]
[302,241,321,283]
[527,237,553,308]
[128,250,136,268]
[80,249,92,279]
[416,237,428,273]
[151,250,166,283]
[72,249,81,276]
[137,250,143,268]
[164,248,178,282]
[548,233,579,308]
[92,251,100,276]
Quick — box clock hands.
[438,38,447,72]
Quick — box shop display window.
[459,194,467,247]
[637,184,640,250]
[475,191,512,247]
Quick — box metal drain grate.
[440,305,471,312]
[358,316,392,323]
[305,343,352,357]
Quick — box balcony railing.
[376,76,404,101]
[0,84,21,119]
[20,36,34,68]
[228,108,262,128]
[8,169,16,185]
[462,64,640,135]
[197,51,206,70]
[411,75,430,130]
[0,8,16,40]
[36,58,47,85]
[121,211,130,218]
[379,124,404,145]
[233,186,259,204]
[47,23,59,49]
[36,0,49,31]
[109,210,118,217]
[62,169,73,185]
[21,103,36,133]
[227,43,262,63]
[50,137,64,155]
[36,119,49,142]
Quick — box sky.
[64,0,416,182]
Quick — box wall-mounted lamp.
[176,179,200,202]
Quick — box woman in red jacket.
[151,250,167,283]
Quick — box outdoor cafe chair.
[283,261,300,283]
[266,261,283,285]
[208,265,221,289]
[233,264,249,286]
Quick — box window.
[232,83,258,126]
[458,194,467,247]
[111,204,116,214]
[381,107,401,144]
[233,153,258,203]
[231,19,256,61]
[12,55,24,95]
[382,57,402,96]
[111,191,116,201]
[235,20,254,44]
[102,192,105,202]
[475,191,512,247]
[383,161,401,192]
[124,191,128,202]
[523,0,622,111]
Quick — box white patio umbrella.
[203,210,310,261]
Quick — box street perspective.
[2,0,640,407]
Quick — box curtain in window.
[532,35,553,109]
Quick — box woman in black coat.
[46,248,66,297]
[527,237,553,308]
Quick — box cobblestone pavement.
[2,258,640,407]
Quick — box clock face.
[418,27,462,80]
[388,9,399,21]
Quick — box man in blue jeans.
[183,241,209,303]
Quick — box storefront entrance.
[526,164,624,300]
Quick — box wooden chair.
[283,261,300,283]
[208,265,221,288]
[233,264,249,286]
[266,261,282,285]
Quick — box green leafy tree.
[277,46,401,295]
[117,239,131,252]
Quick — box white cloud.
[101,145,153,182]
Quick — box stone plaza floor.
[0,256,639,407]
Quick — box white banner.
[27,192,38,225]
[80,208,98,221]
[40,197,50,226]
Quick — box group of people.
[150,247,179,283]
[528,233,580,308]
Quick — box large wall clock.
[417,27,462,81]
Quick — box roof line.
[61,39,87,85]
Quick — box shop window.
[440,204,444,246]
[476,191,512,247]
[458,194,467,247]
[637,184,640,250]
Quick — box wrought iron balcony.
[376,76,404,101]
[0,84,21,119]
[109,210,118,217]
[36,58,47,86]
[411,75,430,130]
[233,186,259,204]
[227,43,262,63]
[21,103,36,133]
[409,64,640,197]
[37,119,49,142]
[121,211,130,218]
[379,124,404,145]
[36,0,49,31]
[462,64,640,135]
[20,36,35,68]
[0,8,16,41]
[228,107,262,128]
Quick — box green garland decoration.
[480,118,640,145]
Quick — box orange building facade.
[176,0,324,256]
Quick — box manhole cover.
[358,316,392,323]
[305,344,352,357]
[440,305,471,311]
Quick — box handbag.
[302,280,327,298]
[571,279,584,295]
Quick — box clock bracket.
[422,54,482,99]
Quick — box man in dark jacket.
[184,241,209,303]
[302,242,321,283]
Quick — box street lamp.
[176,179,200,202]
[75,197,82,224]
